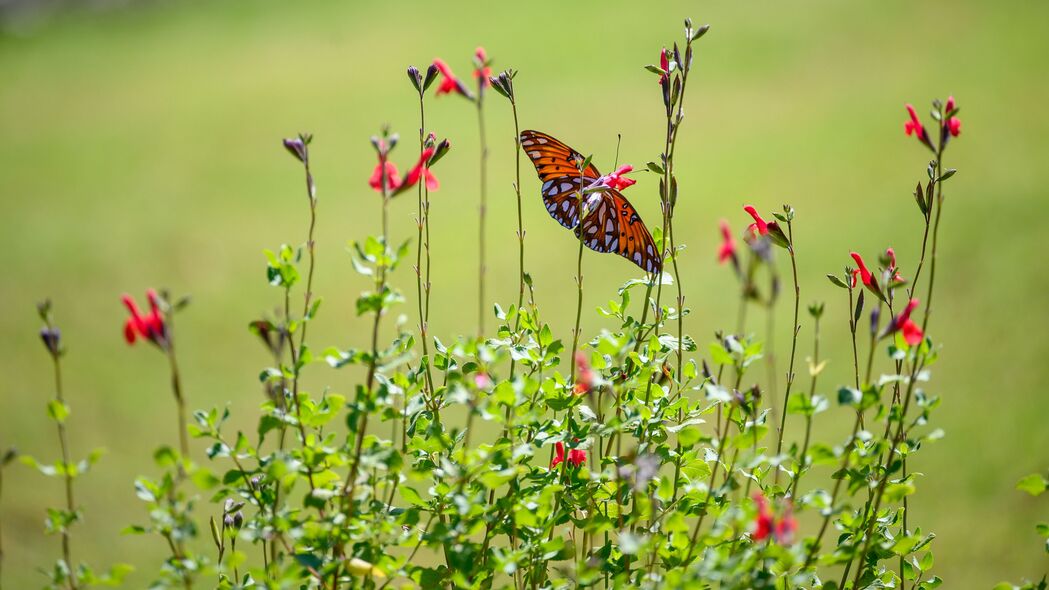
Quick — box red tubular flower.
[850,268,860,289]
[904,104,924,138]
[752,493,774,542]
[743,205,768,238]
[658,48,670,85]
[945,96,961,137]
[368,160,402,193]
[433,58,470,97]
[573,351,596,395]
[599,164,636,191]
[892,298,924,346]
[473,47,491,87]
[717,219,737,264]
[404,147,438,191]
[552,441,587,469]
[122,289,166,346]
[752,493,797,544]
[850,252,873,287]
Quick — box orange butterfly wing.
[576,190,662,274]
[520,129,661,274]
[520,130,600,229]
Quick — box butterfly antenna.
[613,133,623,169]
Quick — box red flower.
[368,160,402,193]
[598,164,636,191]
[850,251,873,287]
[473,47,491,87]
[573,351,596,395]
[658,48,670,85]
[904,104,924,138]
[743,205,768,240]
[404,147,438,191]
[752,493,775,542]
[850,268,860,289]
[717,219,737,264]
[552,441,586,469]
[752,493,797,544]
[122,289,166,346]
[433,58,470,97]
[904,103,933,150]
[945,96,961,137]
[891,298,924,346]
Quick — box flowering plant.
[7,15,1035,590]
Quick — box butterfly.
[519,130,662,274]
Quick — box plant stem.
[50,352,77,590]
[773,228,800,483]
[788,312,820,499]
[476,95,488,338]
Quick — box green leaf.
[1017,473,1048,496]
[47,400,70,424]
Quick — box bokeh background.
[2,0,1047,587]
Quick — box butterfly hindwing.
[576,190,662,274]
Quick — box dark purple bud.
[232,511,244,528]
[407,65,422,92]
[2,448,17,466]
[869,306,881,335]
[223,513,235,528]
[423,63,439,92]
[283,137,308,163]
[429,138,451,166]
[701,359,713,382]
[40,327,61,356]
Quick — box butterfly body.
[520,130,661,273]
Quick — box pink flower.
[573,352,596,395]
[473,47,491,87]
[850,252,873,287]
[552,441,586,469]
[368,160,402,193]
[474,372,493,389]
[717,220,737,264]
[433,58,470,97]
[743,205,768,240]
[945,96,956,112]
[404,147,438,191]
[891,298,924,346]
[122,289,166,346]
[886,247,897,270]
[658,48,670,85]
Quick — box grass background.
[1,0,1047,587]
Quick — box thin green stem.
[773,228,800,483]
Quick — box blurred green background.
[2,0,1047,587]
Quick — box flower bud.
[406,65,422,92]
[282,136,309,163]
[40,326,61,356]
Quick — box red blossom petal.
[850,252,872,287]
[718,219,736,263]
[743,205,768,236]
